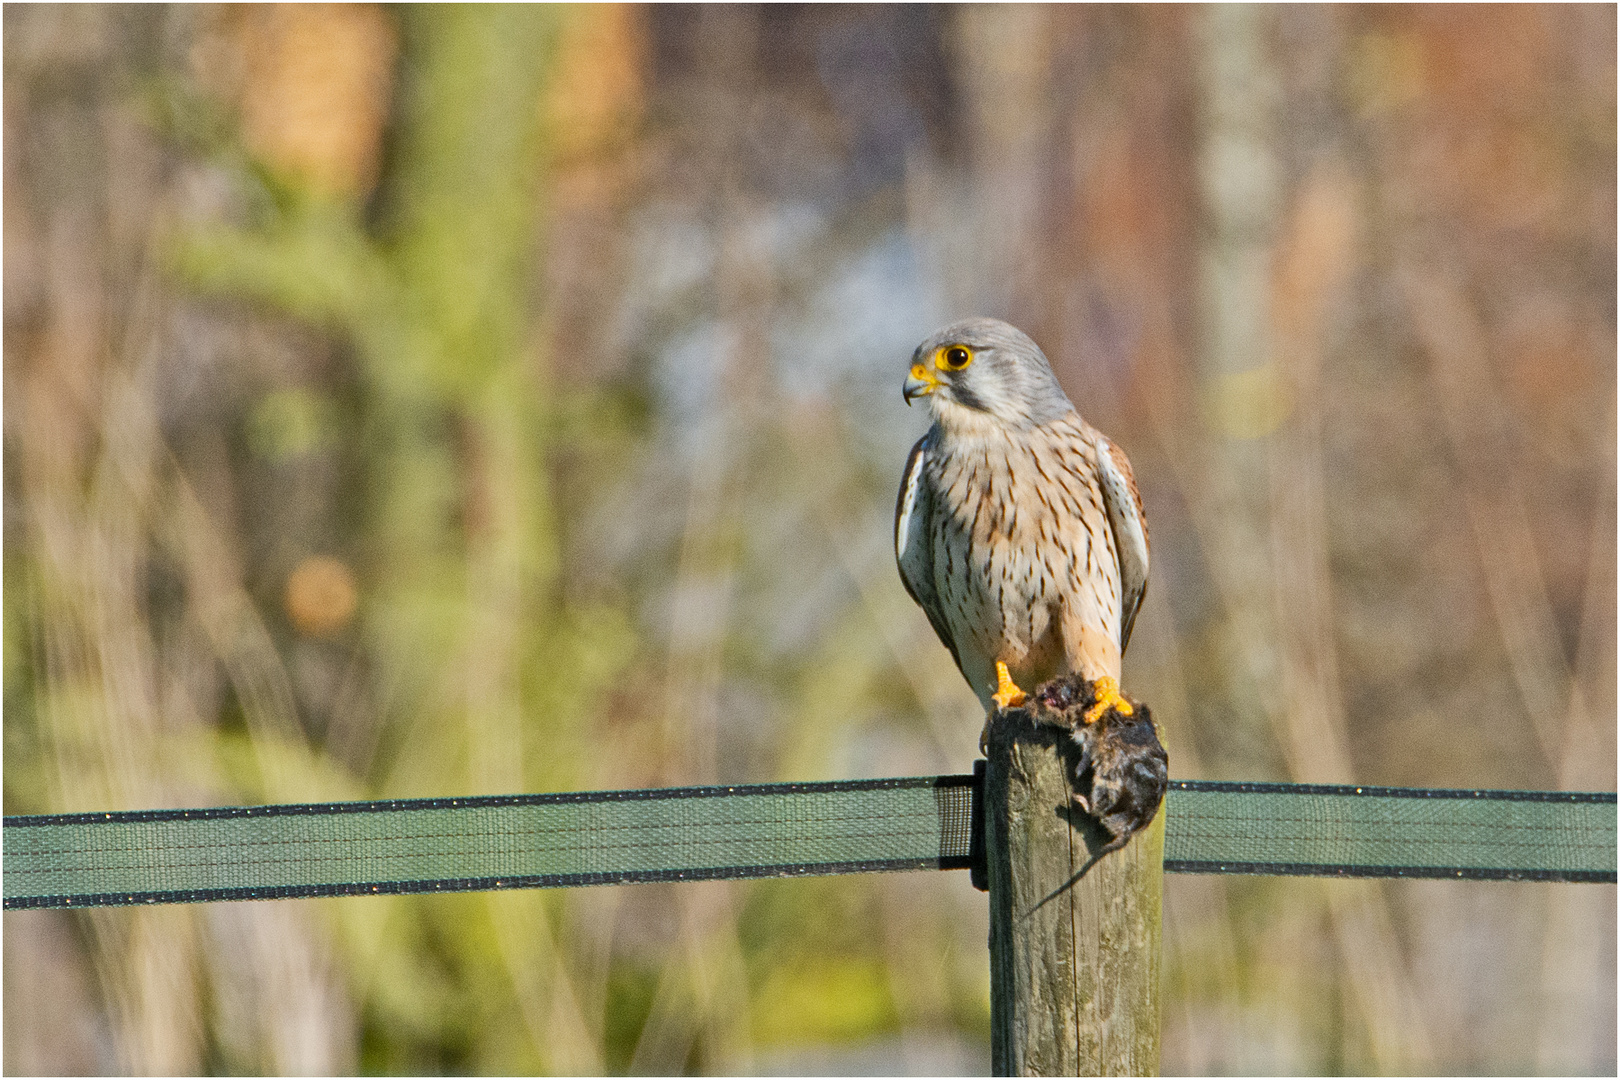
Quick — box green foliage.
[739,877,899,1047]
[601,964,662,1073]
[153,7,653,1072]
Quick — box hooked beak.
[903,362,941,405]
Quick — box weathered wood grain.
[986,708,1163,1076]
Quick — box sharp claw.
[1081,675,1134,725]
[992,661,1027,710]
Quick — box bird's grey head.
[903,318,1074,430]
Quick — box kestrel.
[895,318,1149,730]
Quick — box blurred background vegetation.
[3,4,1614,1074]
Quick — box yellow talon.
[992,661,1027,710]
[1082,675,1134,725]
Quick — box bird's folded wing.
[1093,433,1151,652]
[895,433,962,672]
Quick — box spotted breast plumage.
[895,318,1149,727]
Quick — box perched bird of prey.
[895,318,1149,731]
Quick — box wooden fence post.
[984,707,1164,1076]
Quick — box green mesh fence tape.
[4,777,977,909]
[4,777,1613,909]
[1162,781,1615,882]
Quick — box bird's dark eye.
[941,345,973,370]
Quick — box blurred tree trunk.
[952,4,1056,322]
[1196,7,1437,1071]
[1191,3,1287,772]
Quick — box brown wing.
[1092,433,1150,652]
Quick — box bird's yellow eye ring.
[938,344,973,371]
